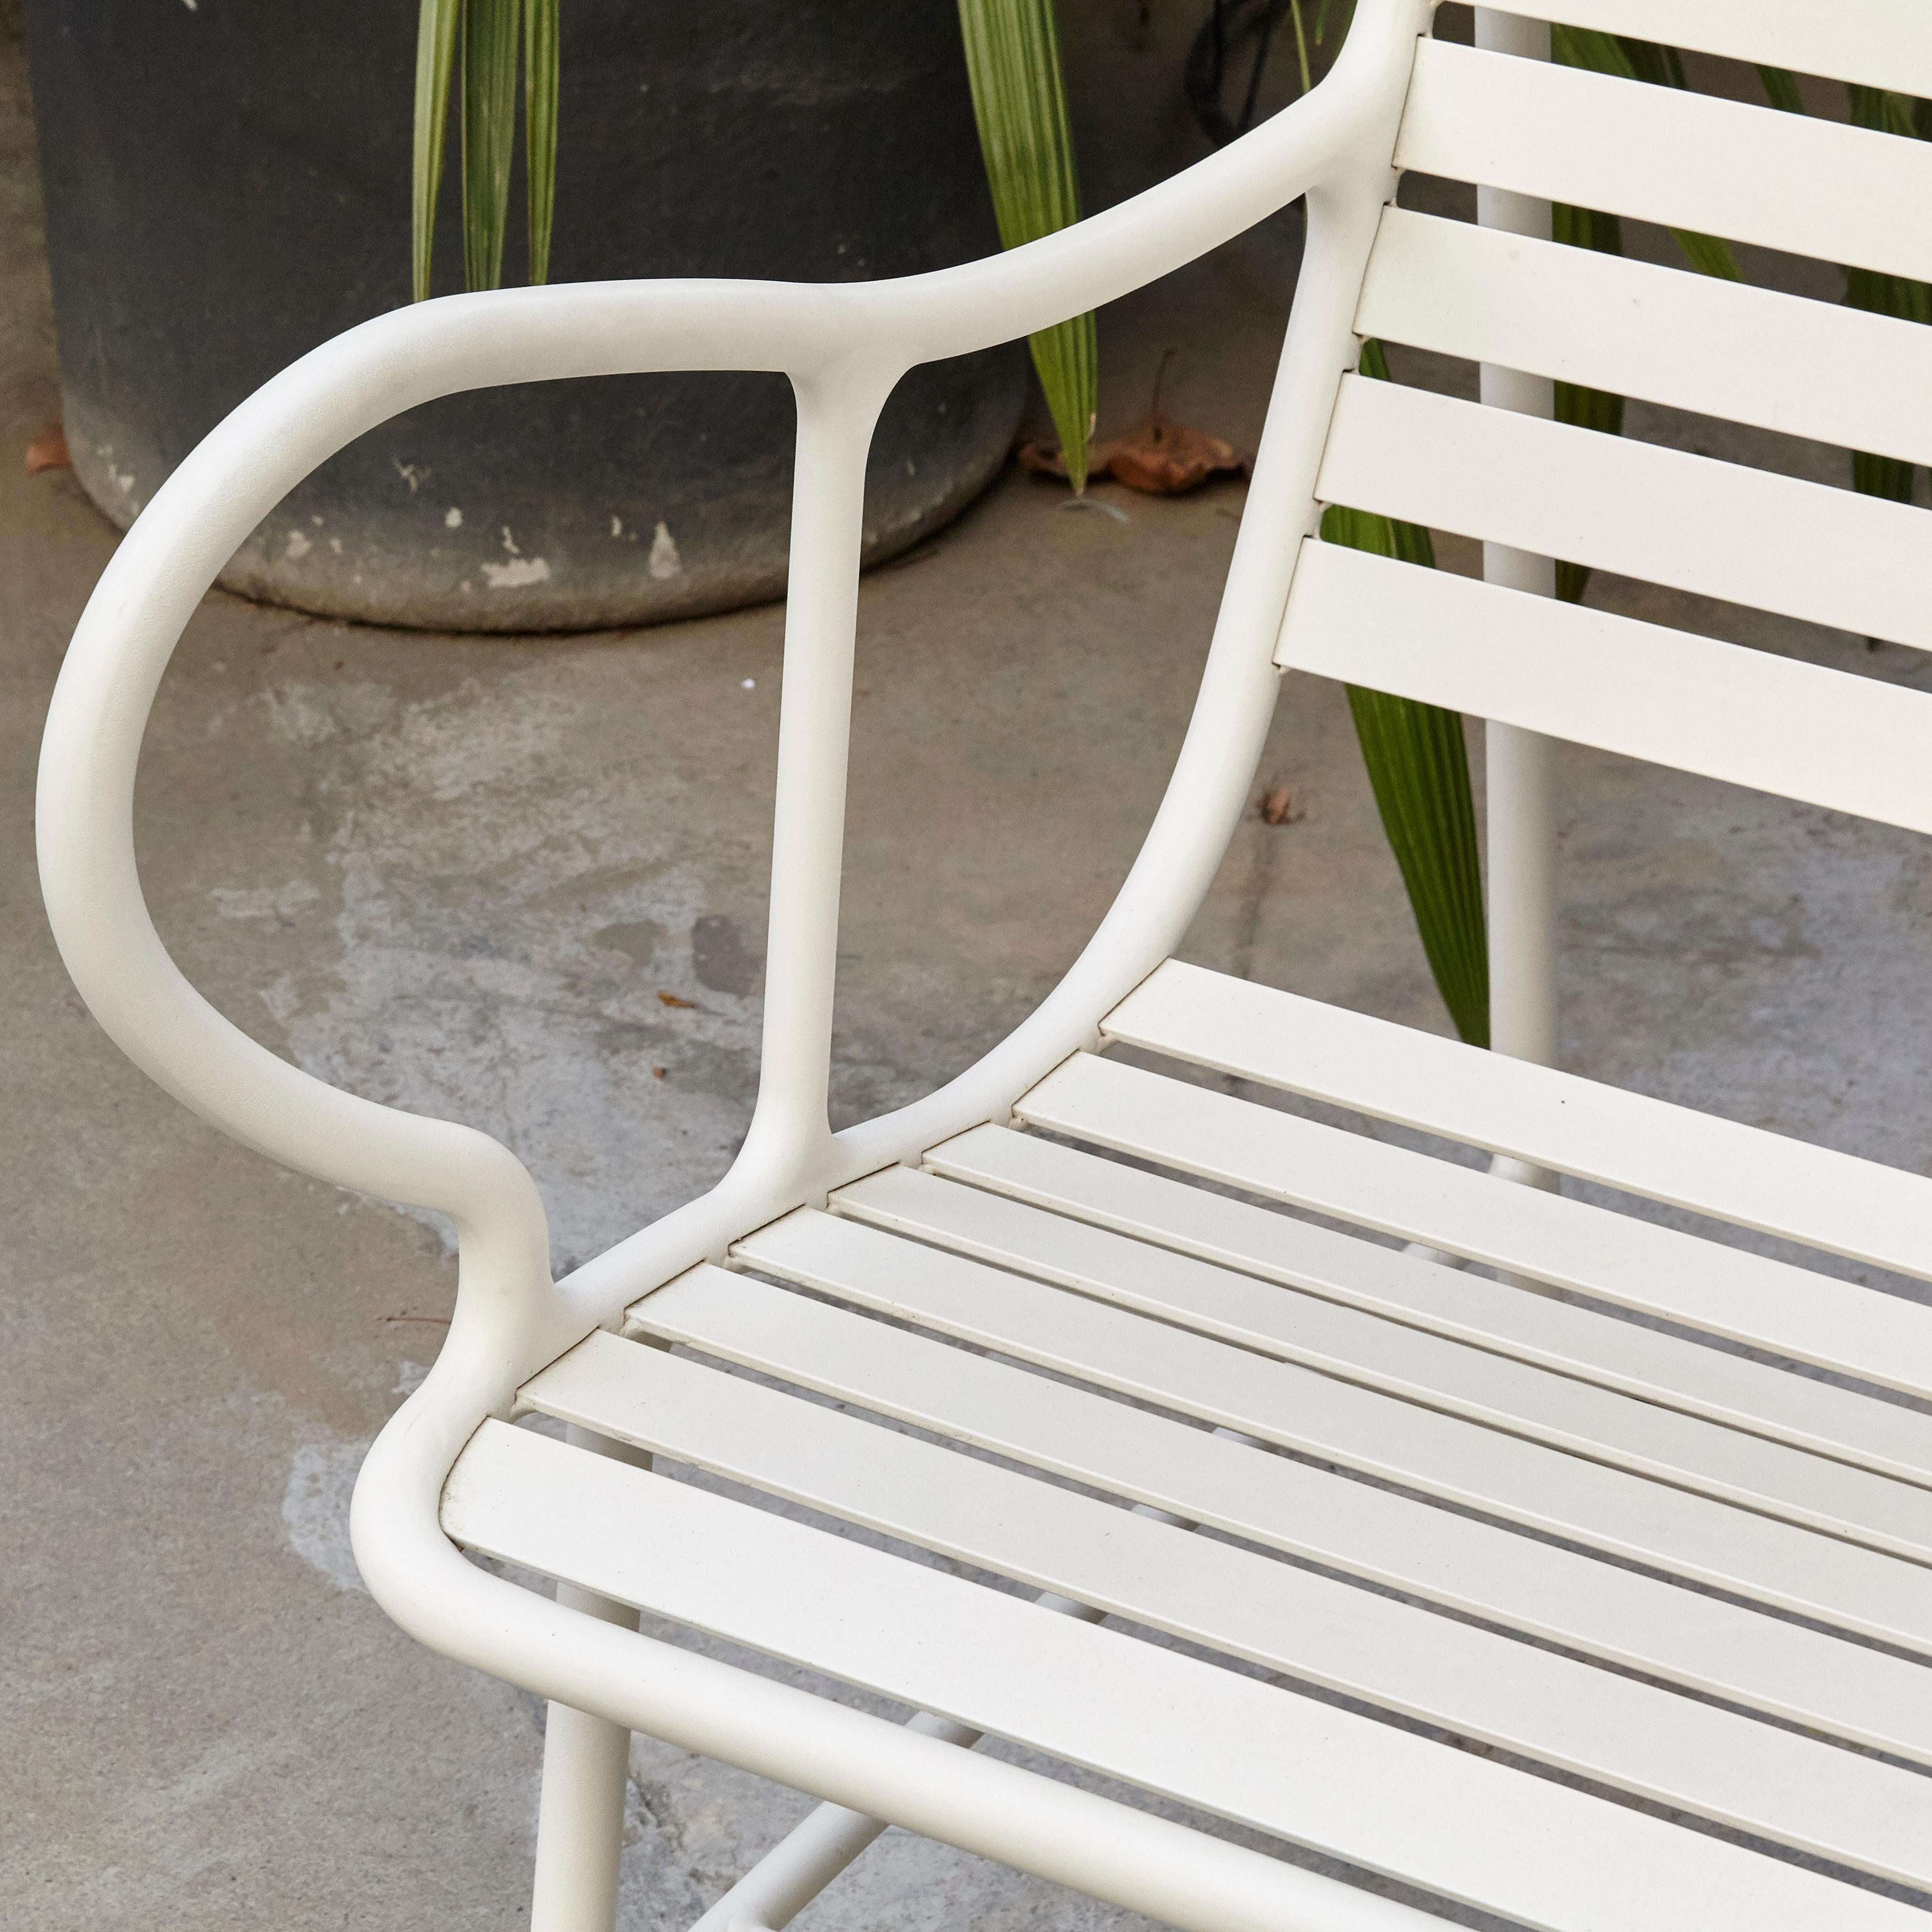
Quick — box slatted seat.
[36,1,1932,1928]
[445,961,1932,1928]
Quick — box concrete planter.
[24,0,1027,632]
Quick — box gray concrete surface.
[6,8,1932,1930]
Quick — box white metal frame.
[37,4,1932,1928]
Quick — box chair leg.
[530,1428,649,1932]
[686,1465,1256,1932]
[690,1712,979,1932]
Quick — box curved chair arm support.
[37,0,1425,1382]
[561,0,1431,1326]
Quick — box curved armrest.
[36,0,1424,1368]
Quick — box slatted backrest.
[1275,4,1932,837]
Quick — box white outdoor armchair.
[37,3,1932,1929]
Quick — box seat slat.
[1398,40,1932,285]
[1101,960,1932,1333]
[1021,1050,1932,1407]
[1275,540,1932,838]
[833,1164,1930,1555]
[727,1212,1932,1652]
[445,1421,1923,1932]
[923,1125,1932,1487]
[1533,0,1932,97]
[624,1264,1932,1765]
[520,1332,1932,1886]
[1317,373,1932,653]
[1358,210,1932,475]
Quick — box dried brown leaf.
[1017,414,1248,496]
[24,422,70,476]
[657,990,697,1009]
[1104,413,1247,495]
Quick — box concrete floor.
[6,9,1932,1931]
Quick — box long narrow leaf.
[1550,27,1739,281]
[1843,222,1927,504]
[1323,339,1489,1048]
[1756,64,1804,115]
[958,0,1097,491]
[1549,201,1624,603]
[524,0,559,285]
[411,0,462,302]
[1843,87,1931,503]
[462,0,520,293]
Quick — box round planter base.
[30,0,1027,632]
[62,353,1023,634]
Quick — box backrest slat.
[1531,0,1932,96]
[1275,543,1932,837]
[1316,373,1932,653]
[1357,210,1932,474]
[1396,40,1932,284]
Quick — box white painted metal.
[1019,1051,1932,1400]
[733,1210,1932,1649]
[686,1707,980,1932]
[39,0,1932,1922]
[446,1421,1928,1932]
[1529,0,1932,96]
[1105,963,1932,1304]
[1399,39,1932,283]
[529,1425,651,1932]
[625,1265,1932,1763]
[1359,208,1932,472]
[1320,374,1932,653]
[532,1593,640,1932]
[1282,543,1932,834]
[917,1124,1932,1485]
[834,1162,1932,1523]
[519,1333,1932,1885]
[1471,7,1558,1084]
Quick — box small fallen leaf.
[1261,786,1301,826]
[1018,415,1248,497]
[652,1066,666,1079]
[1106,414,1249,495]
[24,421,70,476]
[657,990,696,1009]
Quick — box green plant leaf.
[1550,26,1740,281]
[1612,34,1684,92]
[1321,339,1489,1048]
[525,0,559,285]
[1549,201,1624,603]
[462,0,521,293]
[1756,64,1804,114]
[958,0,1097,491]
[411,0,462,302]
[1842,87,1931,503]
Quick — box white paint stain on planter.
[96,442,137,496]
[483,557,552,588]
[648,521,683,581]
[284,529,312,561]
[445,506,463,529]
